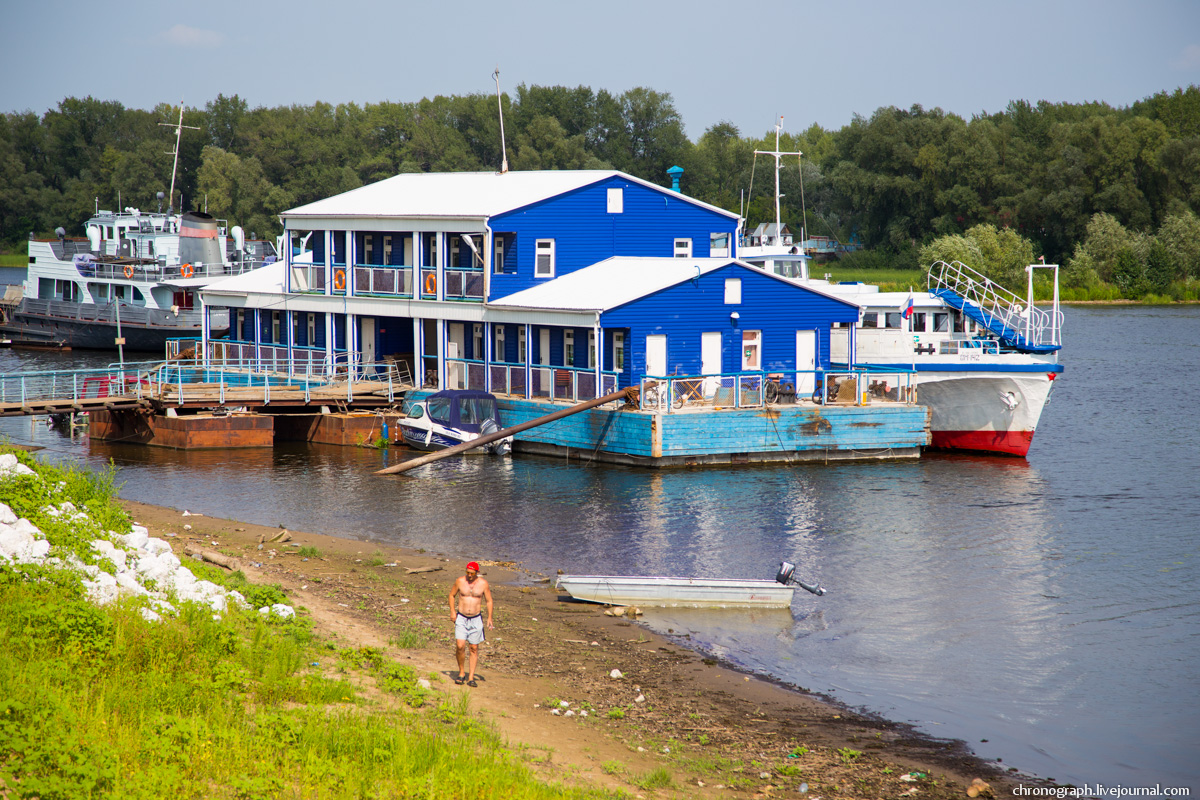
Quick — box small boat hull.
[555,575,795,608]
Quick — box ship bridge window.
[885,312,902,329]
[910,312,927,332]
[861,312,878,328]
[933,312,949,332]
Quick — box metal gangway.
[927,260,1063,353]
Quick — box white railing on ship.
[19,297,214,329]
[636,370,917,413]
[928,260,1062,349]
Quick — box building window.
[495,326,505,360]
[364,236,374,265]
[710,233,729,258]
[308,313,316,346]
[473,324,483,359]
[607,188,623,213]
[588,330,596,369]
[450,236,460,268]
[674,238,692,258]
[518,327,527,363]
[564,329,575,367]
[383,235,393,264]
[271,311,280,343]
[613,331,625,372]
[724,278,742,304]
[493,235,506,274]
[535,239,555,278]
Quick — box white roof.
[202,262,285,295]
[282,170,739,222]
[490,257,833,312]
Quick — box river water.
[2,305,1197,789]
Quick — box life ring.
[123,264,134,278]
[333,269,346,290]
[181,263,194,278]
[424,272,437,294]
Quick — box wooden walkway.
[0,379,406,418]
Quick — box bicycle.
[671,377,705,409]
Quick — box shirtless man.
[448,561,494,687]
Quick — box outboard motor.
[479,418,510,455]
[178,211,223,270]
[776,561,827,596]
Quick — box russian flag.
[900,292,915,320]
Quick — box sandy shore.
[122,498,1033,798]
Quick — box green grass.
[0,446,616,799]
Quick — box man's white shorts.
[455,613,485,645]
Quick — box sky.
[2,0,1198,141]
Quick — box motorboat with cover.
[397,390,513,454]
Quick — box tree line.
[2,84,1197,296]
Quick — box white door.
[741,330,761,371]
[701,332,722,397]
[645,334,667,378]
[360,317,375,369]
[449,323,466,388]
[795,330,816,394]
[538,328,552,391]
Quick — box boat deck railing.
[17,297,215,329]
[444,358,621,401]
[638,368,918,412]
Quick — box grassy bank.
[0,448,612,800]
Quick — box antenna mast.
[159,101,200,214]
[753,116,801,244]
[493,67,509,174]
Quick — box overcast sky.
[3,0,1198,140]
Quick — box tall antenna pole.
[753,116,801,244]
[493,68,509,174]
[159,101,200,214]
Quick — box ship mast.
[159,101,200,215]
[754,117,801,245]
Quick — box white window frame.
[613,331,625,373]
[710,232,729,258]
[307,313,316,346]
[495,326,506,361]
[725,278,742,304]
[383,235,392,264]
[674,238,692,258]
[518,326,527,363]
[564,329,575,367]
[473,323,483,358]
[364,236,374,265]
[535,239,556,278]
[492,235,506,274]
[587,330,596,369]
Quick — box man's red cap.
[466,561,480,572]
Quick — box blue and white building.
[199,169,928,465]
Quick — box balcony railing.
[353,265,414,297]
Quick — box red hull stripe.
[179,226,218,238]
[930,430,1034,457]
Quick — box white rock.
[158,551,181,570]
[417,678,432,690]
[227,590,249,610]
[635,694,645,703]
[83,580,120,605]
[208,594,228,613]
[19,539,51,563]
[115,572,147,596]
[609,669,624,679]
[0,454,17,470]
[172,565,197,587]
[11,518,40,538]
[194,580,225,598]
[0,502,16,525]
[550,708,561,716]
[140,608,162,623]
[149,598,177,616]
[183,524,192,531]
[564,710,575,717]
[559,700,570,708]
[122,529,149,550]
[130,524,149,538]
[269,603,294,619]
[580,710,588,717]
[144,538,172,556]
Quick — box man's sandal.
[467,679,478,688]
[454,675,465,685]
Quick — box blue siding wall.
[489,176,738,299]
[600,264,858,382]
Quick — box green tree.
[1155,211,1200,279]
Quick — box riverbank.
[120,499,1034,798]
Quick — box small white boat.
[554,576,791,608]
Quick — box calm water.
[2,306,1197,789]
